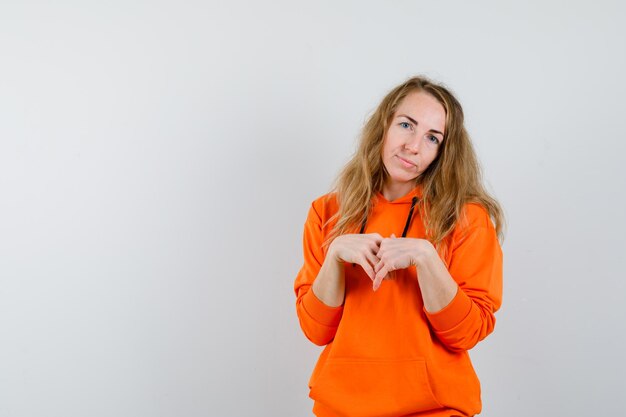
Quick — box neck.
[381,181,415,201]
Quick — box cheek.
[381,138,394,159]
[382,141,401,164]
[383,134,402,154]
[423,149,440,169]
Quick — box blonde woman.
[294,76,504,417]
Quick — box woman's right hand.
[313,233,384,307]
[328,233,383,280]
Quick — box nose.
[404,134,422,153]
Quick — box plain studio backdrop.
[1,1,625,416]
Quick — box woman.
[294,76,504,417]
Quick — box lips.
[396,155,416,168]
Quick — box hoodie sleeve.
[294,201,343,346]
[424,204,503,352]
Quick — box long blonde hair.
[327,76,504,252]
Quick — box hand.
[372,235,434,291]
[328,233,383,280]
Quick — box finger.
[372,274,383,291]
[373,265,389,291]
[374,245,385,259]
[374,258,383,274]
[375,241,385,257]
[390,233,396,238]
[355,254,375,277]
[358,259,375,280]
[369,233,384,244]
[365,251,380,270]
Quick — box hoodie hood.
[364,185,422,238]
[374,184,423,205]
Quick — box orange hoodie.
[294,187,503,417]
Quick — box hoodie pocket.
[309,357,443,417]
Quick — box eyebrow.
[398,114,444,136]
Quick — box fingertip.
[372,274,381,289]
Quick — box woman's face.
[381,90,446,198]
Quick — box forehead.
[395,91,446,132]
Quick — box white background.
[1,1,625,416]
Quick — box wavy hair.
[326,76,504,253]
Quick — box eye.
[428,135,440,145]
[399,122,412,129]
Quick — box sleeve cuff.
[302,289,343,327]
[424,287,472,332]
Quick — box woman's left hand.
[372,235,436,291]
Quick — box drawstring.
[352,196,419,268]
[358,217,367,234]
[358,196,419,238]
[402,196,419,238]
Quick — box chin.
[389,173,419,185]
